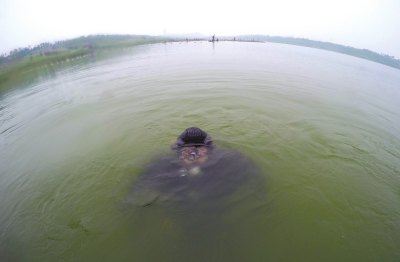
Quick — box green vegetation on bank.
[0,48,89,84]
[0,35,170,88]
[1,34,399,93]
[240,35,400,70]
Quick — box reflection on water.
[1,41,400,261]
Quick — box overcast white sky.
[1,0,399,58]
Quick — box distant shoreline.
[0,35,259,91]
[0,35,169,90]
[239,35,400,70]
[1,34,399,93]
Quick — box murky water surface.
[1,42,400,261]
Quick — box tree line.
[0,35,155,66]
[1,34,399,71]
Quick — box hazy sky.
[1,0,399,58]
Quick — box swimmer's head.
[171,127,213,164]
[170,127,213,149]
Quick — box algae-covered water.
[1,41,400,261]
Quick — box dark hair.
[170,127,213,149]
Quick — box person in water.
[170,126,213,166]
[127,127,266,242]
[126,127,268,260]
[128,126,265,207]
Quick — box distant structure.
[209,34,217,42]
[163,28,166,35]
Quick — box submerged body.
[126,128,267,260]
[127,148,266,232]
[126,129,266,246]
[128,149,265,201]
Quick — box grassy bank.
[0,48,89,84]
[0,36,170,91]
[3,33,399,94]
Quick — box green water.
[1,42,400,261]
